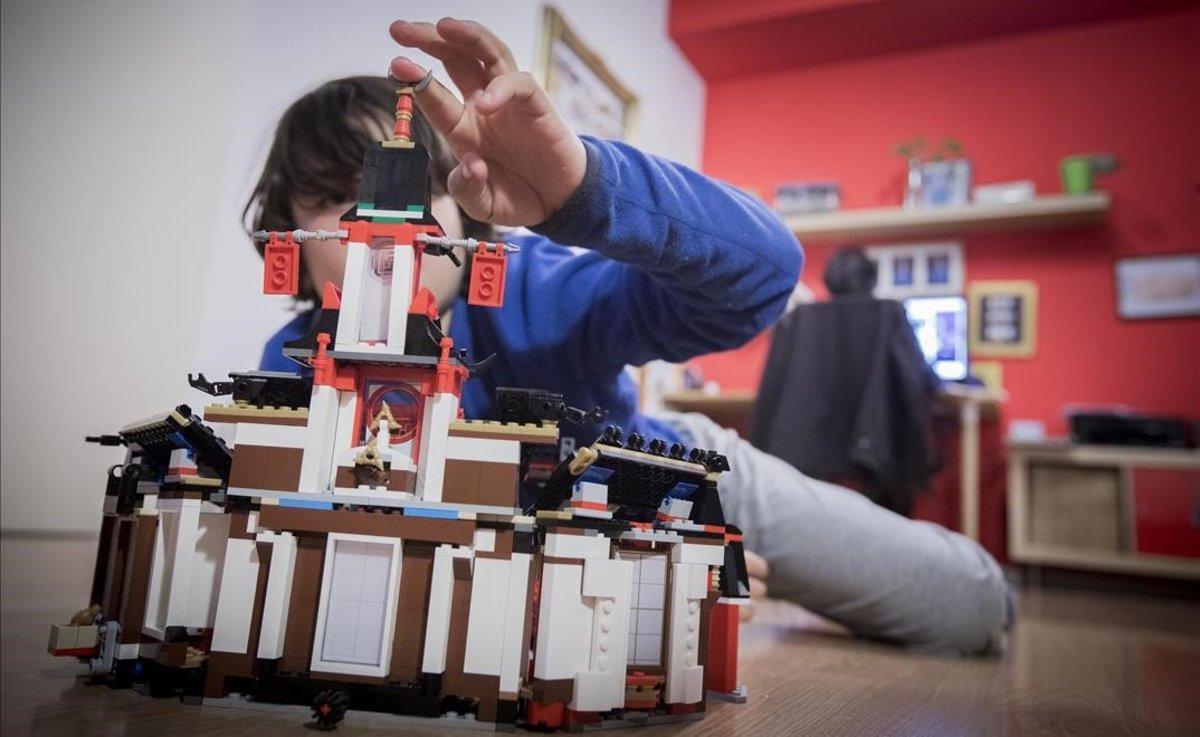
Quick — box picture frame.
[1114,253,1200,320]
[866,242,964,299]
[968,280,1038,358]
[536,5,638,141]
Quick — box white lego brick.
[659,497,694,519]
[332,389,360,464]
[246,511,259,535]
[165,448,198,483]
[298,384,341,493]
[498,553,532,694]
[445,436,520,465]
[186,513,231,627]
[257,533,297,659]
[206,421,237,448]
[687,560,710,599]
[533,562,592,681]
[416,393,458,503]
[387,245,414,351]
[574,481,608,505]
[674,542,725,567]
[664,562,708,704]
[154,495,202,512]
[543,533,610,561]
[118,643,141,660]
[211,539,261,654]
[234,422,307,449]
[571,558,633,712]
[463,557,510,677]
[144,505,201,632]
[421,545,458,674]
[581,556,630,598]
[472,529,496,553]
[335,241,369,350]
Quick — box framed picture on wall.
[867,242,964,299]
[968,280,1038,358]
[1114,253,1200,319]
[536,5,638,141]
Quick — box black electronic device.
[1069,411,1195,448]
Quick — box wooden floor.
[3,536,1198,736]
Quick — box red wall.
[692,8,1200,435]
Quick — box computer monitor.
[903,295,969,381]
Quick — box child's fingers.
[474,72,550,118]
[739,602,757,622]
[447,152,494,222]
[389,57,465,137]
[749,576,767,600]
[389,20,488,96]
[435,17,518,80]
[744,550,770,581]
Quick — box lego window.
[311,534,402,677]
[619,550,667,666]
[356,241,395,343]
[360,382,421,446]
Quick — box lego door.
[618,550,667,667]
[310,534,403,678]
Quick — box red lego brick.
[321,281,342,309]
[706,601,740,693]
[468,244,507,307]
[263,232,300,295]
[525,700,564,729]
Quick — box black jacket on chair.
[750,296,938,514]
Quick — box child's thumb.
[448,152,494,223]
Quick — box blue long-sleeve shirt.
[261,137,803,447]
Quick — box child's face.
[292,194,467,312]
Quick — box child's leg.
[659,411,1012,656]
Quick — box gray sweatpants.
[660,411,1011,657]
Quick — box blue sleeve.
[526,136,802,373]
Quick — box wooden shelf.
[783,193,1110,242]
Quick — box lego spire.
[392,84,415,144]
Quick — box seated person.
[752,247,941,514]
[251,18,1011,655]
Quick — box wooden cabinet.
[1008,442,1200,579]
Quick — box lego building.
[47,97,750,731]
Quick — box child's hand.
[389,18,587,228]
[742,551,769,622]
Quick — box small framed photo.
[537,6,638,141]
[867,242,963,299]
[1114,253,1200,319]
[927,254,951,285]
[969,280,1038,358]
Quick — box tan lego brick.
[203,404,309,426]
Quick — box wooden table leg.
[960,399,981,541]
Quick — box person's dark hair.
[243,75,493,303]
[824,247,878,296]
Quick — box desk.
[4,536,1198,736]
[663,386,1004,541]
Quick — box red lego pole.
[706,601,740,694]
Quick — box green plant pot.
[1060,157,1093,194]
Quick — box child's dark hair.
[244,75,493,303]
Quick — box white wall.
[1,0,704,532]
